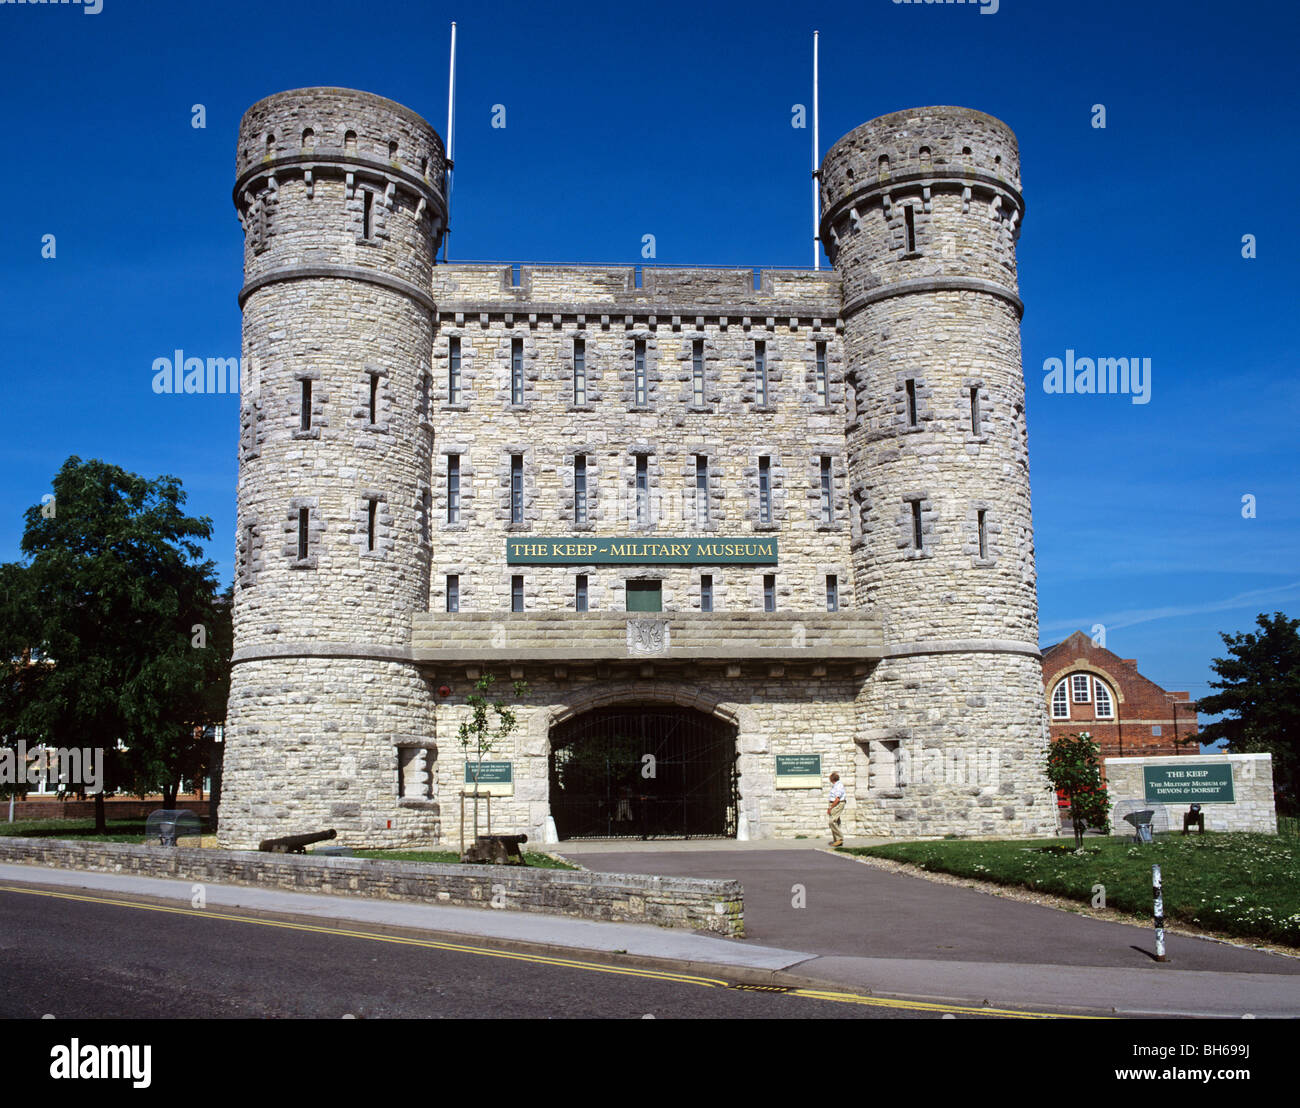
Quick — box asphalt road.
[0,886,955,1020]
[566,849,1300,974]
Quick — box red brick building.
[1041,631,1199,758]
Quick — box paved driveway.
[565,848,1300,975]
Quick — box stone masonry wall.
[1104,754,1277,835]
[0,838,744,936]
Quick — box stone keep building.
[219,87,1059,849]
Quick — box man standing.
[827,771,846,848]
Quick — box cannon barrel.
[257,828,337,854]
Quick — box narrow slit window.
[904,205,916,252]
[446,455,460,524]
[635,455,649,526]
[573,338,586,405]
[362,190,373,239]
[758,456,772,524]
[448,337,461,404]
[754,341,768,406]
[700,574,713,613]
[420,488,431,543]
[420,372,431,421]
[366,498,377,551]
[911,500,924,552]
[511,575,524,612]
[692,339,704,406]
[815,342,828,406]
[446,574,460,613]
[634,340,647,406]
[369,374,379,424]
[575,574,589,612]
[574,455,588,525]
[905,379,918,426]
[826,574,839,612]
[510,338,524,405]
[763,574,776,612]
[977,509,988,559]
[970,386,981,433]
[510,454,524,524]
[297,507,309,560]
[695,455,709,527]
[300,379,312,431]
[820,456,833,524]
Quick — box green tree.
[1046,730,1110,847]
[1196,611,1300,816]
[456,672,528,850]
[0,457,231,829]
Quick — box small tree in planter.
[456,673,528,852]
[1046,730,1111,847]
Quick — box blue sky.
[1,0,1297,709]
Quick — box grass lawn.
[348,848,577,869]
[851,832,1300,947]
[0,818,160,843]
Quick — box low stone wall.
[1104,753,1277,834]
[0,837,743,937]
[6,799,212,821]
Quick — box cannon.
[461,833,528,865]
[258,828,337,854]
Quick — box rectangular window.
[911,499,924,552]
[369,374,379,424]
[634,339,647,406]
[754,341,768,406]
[511,338,524,405]
[446,455,460,524]
[826,574,839,612]
[446,574,460,613]
[573,338,586,405]
[448,337,461,404]
[1072,674,1091,703]
[904,204,916,252]
[758,456,772,524]
[700,574,713,613]
[815,342,828,406]
[625,580,662,613]
[366,498,377,551]
[970,386,981,433]
[635,455,649,526]
[820,456,833,524]
[692,339,704,406]
[977,509,988,559]
[300,379,312,431]
[510,454,524,524]
[763,574,776,612]
[905,379,918,426]
[574,455,588,525]
[695,455,709,527]
[575,574,589,612]
[297,507,309,560]
[511,575,524,612]
[362,189,373,239]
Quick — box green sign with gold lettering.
[506,537,778,565]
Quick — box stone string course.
[0,838,743,936]
[221,89,1059,850]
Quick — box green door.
[625,580,663,612]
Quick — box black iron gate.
[549,706,738,840]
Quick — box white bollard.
[1153,863,1168,962]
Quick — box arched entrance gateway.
[548,705,739,840]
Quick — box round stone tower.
[820,107,1057,837]
[220,88,446,848]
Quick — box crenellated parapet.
[820,107,1024,308]
[233,87,446,297]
